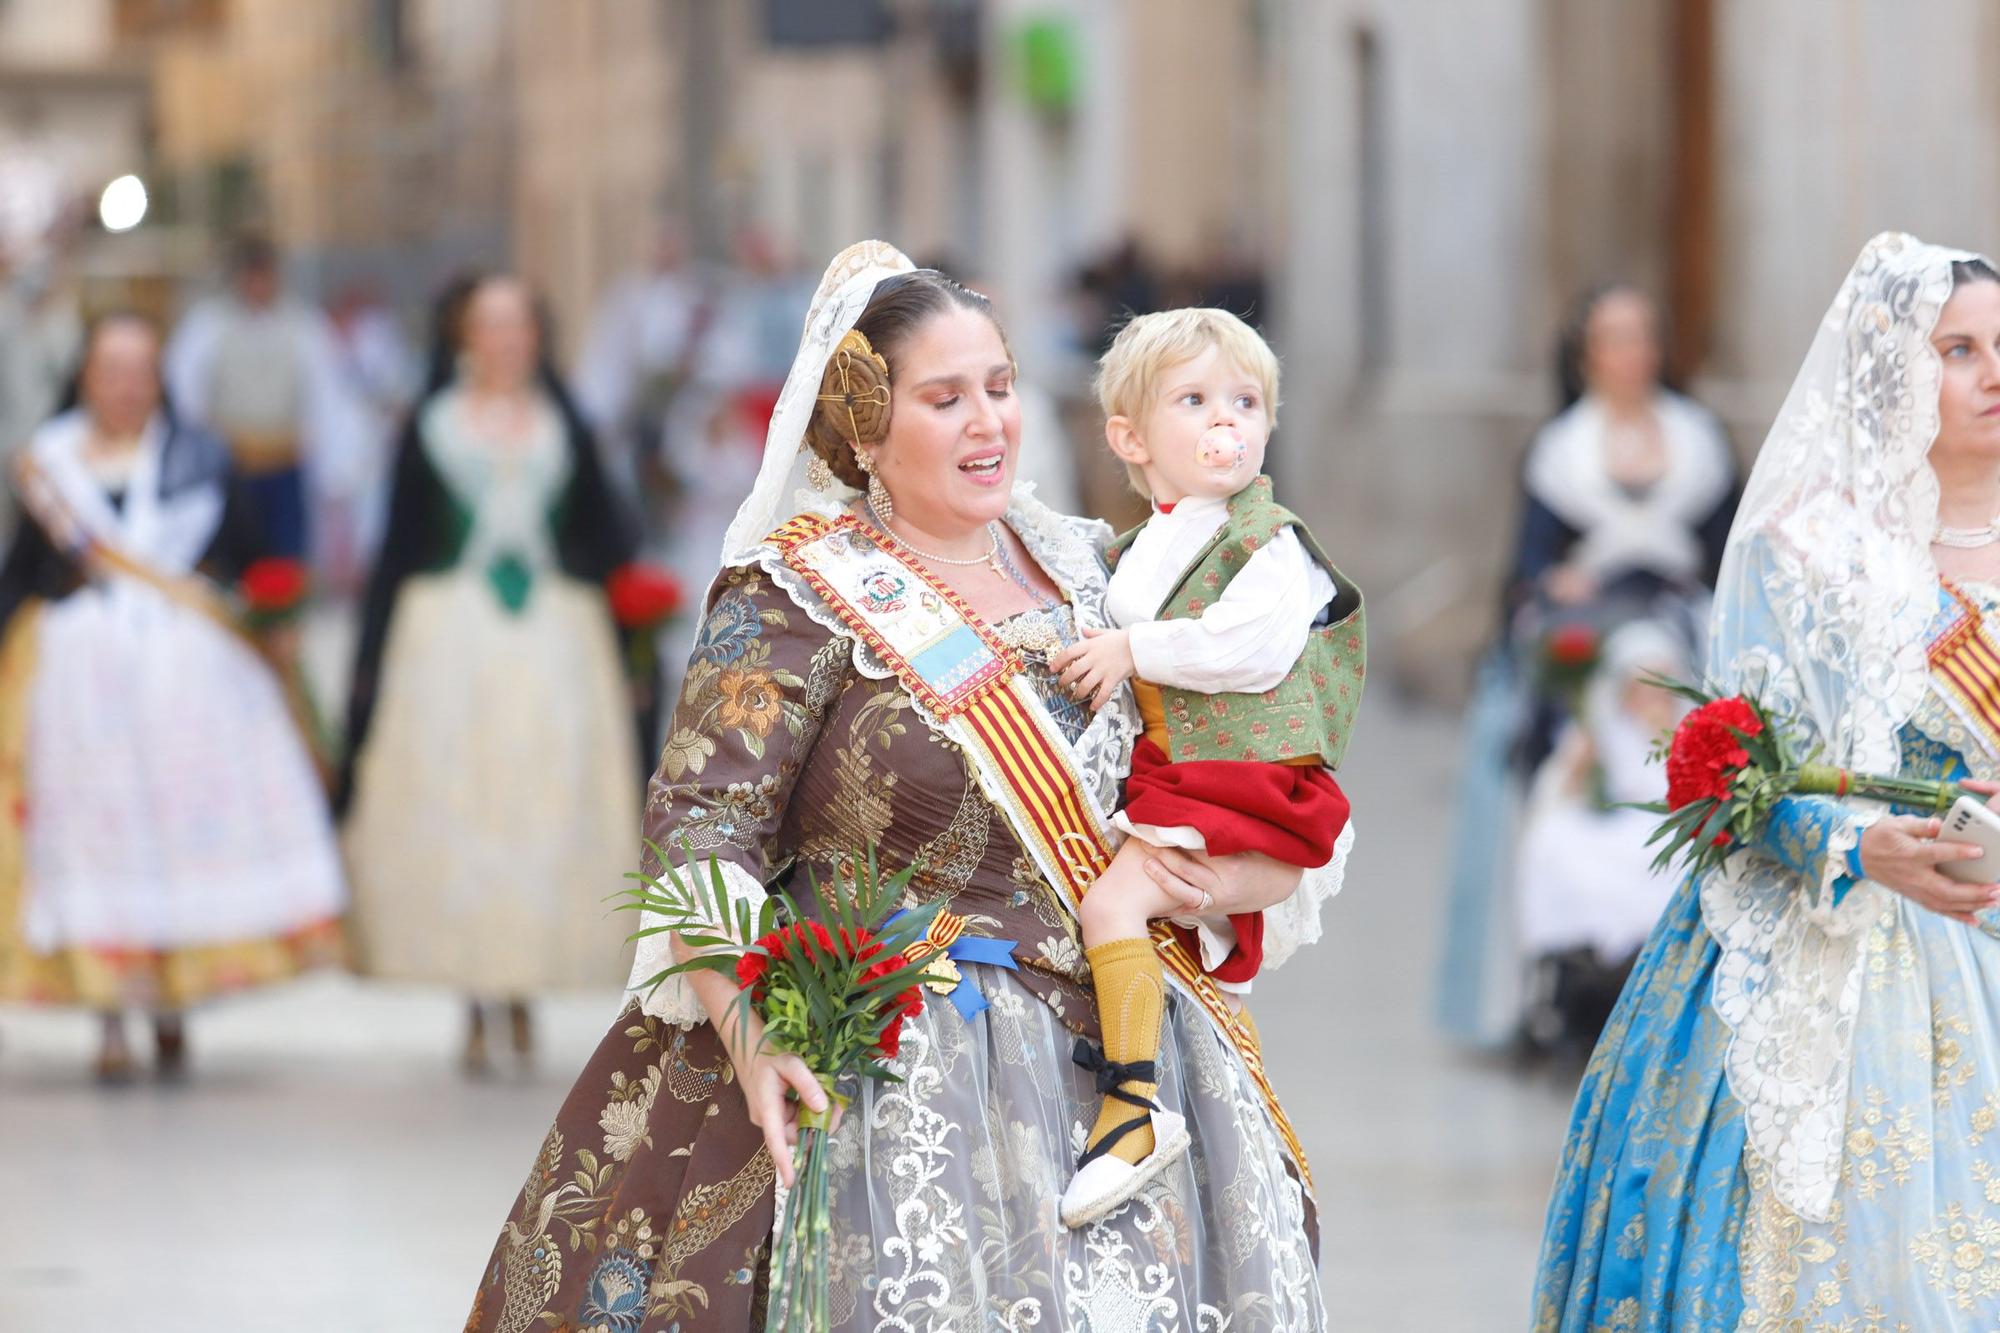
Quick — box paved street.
[0,700,1576,1330]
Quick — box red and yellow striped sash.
[769,512,1315,1197]
[1931,583,2000,750]
[961,687,1114,897]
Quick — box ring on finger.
[1198,889,1213,913]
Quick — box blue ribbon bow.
[887,908,1019,1021]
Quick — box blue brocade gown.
[1535,581,2000,1330]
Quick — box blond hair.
[1093,308,1281,496]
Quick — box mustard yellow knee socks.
[1080,936,1165,1165]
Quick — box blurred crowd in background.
[2,0,1997,1100]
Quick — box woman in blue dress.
[1534,232,2000,1328]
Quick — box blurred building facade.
[7,0,2000,691]
[1280,0,2000,692]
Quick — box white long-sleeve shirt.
[1105,492,1341,994]
[1104,493,1337,690]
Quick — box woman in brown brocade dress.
[463,242,1351,1332]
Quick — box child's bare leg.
[1075,839,1182,1170]
[1078,839,1190,949]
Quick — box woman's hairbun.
[805,329,891,488]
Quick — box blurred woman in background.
[339,274,644,1074]
[0,312,346,1080]
[1437,283,1737,1055]
[1511,284,1737,625]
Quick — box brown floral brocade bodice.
[644,562,1105,1037]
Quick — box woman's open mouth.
[958,451,1006,482]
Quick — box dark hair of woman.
[418,270,571,398]
[802,269,1011,489]
[1553,281,1669,410]
[54,309,170,420]
[1951,257,2000,289]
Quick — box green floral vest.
[1107,475,1366,767]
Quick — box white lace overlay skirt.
[807,965,1325,1332]
[344,568,639,991]
[22,583,345,951]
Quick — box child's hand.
[1052,626,1136,712]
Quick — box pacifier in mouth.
[1196,424,1247,472]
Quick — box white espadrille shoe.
[1059,1104,1191,1229]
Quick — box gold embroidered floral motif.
[600,1060,662,1161]
[1842,1086,1933,1201]
[1933,1005,1976,1105]
[650,1145,778,1319]
[716,667,783,737]
[1910,1204,2000,1309]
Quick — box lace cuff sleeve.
[628,859,772,1026]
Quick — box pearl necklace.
[1934,518,2000,549]
[866,501,1005,575]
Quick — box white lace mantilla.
[1701,808,1884,1223]
[1699,233,1973,1223]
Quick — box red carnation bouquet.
[621,844,938,1333]
[1640,679,1962,876]
[236,557,311,631]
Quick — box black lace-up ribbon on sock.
[1072,1037,1161,1167]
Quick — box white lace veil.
[718,239,915,566]
[1709,231,1977,769]
[1702,231,1985,1223]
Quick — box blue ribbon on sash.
[887,907,1019,1022]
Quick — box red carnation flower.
[833,926,923,1057]
[1664,696,1763,810]
[730,916,925,1059]
[607,562,685,630]
[734,921,837,999]
[865,959,924,1058]
[239,558,310,614]
[1546,623,1600,668]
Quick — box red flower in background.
[239,558,310,614]
[1545,623,1600,668]
[607,563,685,630]
[733,384,783,437]
[1665,695,1764,811]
